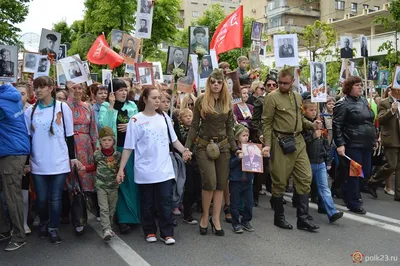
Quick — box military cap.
[46,33,58,42]
[193,27,206,36]
[99,126,115,138]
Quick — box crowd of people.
[0,54,399,252]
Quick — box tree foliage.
[0,0,31,45]
[53,20,72,44]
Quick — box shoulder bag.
[277,93,298,154]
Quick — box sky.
[18,0,85,36]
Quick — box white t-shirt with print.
[124,111,177,184]
[25,101,74,175]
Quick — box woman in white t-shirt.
[117,86,191,245]
[24,76,83,245]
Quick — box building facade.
[178,0,241,29]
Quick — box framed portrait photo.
[251,22,263,42]
[38,28,61,61]
[226,70,241,98]
[136,16,153,39]
[273,34,299,67]
[189,26,210,55]
[360,35,368,57]
[166,46,189,75]
[392,65,400,90]
[57,44,67,61]
[248,51,260,69]
[339,59,355,81]
[111,29,124,50]
[152,61,163,82]
[22,52,40,74]
[0,45,18,83]
[34,55,51,79]
[241,143,263,173]
[102,69,112,87]
[125,64,135,74]
[138,0,153,15]
[59,54,89,84]
[340,36,354,59]
[368,61,379,81]
[120,33,140,64]
[56,62,67,88]
[135,62,154,86]
[310,62,327,103]
[377,70,389,89]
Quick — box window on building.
[190,1,198,4]
[192,11,199,17]
[363,4,369,9]
[335,1,345,10]
[374,6,380,11]
[351,3,357,13]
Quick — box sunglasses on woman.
[210,78,223,85]
[266,83,277,87]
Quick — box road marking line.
[273,193,400,234]
[87,213,150,266]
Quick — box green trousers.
[97,187,118,232]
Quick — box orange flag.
[349,159,364,178]
[86,34,124,69]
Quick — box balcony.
[267,6,320,18]
[266,25,305,35]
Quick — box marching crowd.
[1,55,399,252]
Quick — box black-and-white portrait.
[248,51,260,69]
[58,44,67,60]
[82,61,91,81]
[102,69,112,87]
[111,29,124,49]
[368,61,379,81]
[0,45,18,82]
[310,62,327,103]
[138,18,149,33]
[23,52,39,74]
[120,34,139,64]
[56,63,67,88]
[189,26,209,54]
[136,63,154,85]
[34,55,50,79]
[339,59,355,81]
[125,64,135,74]
[274,34,299,67]
[152,61,163,81]
[136,17,152,39]
[360,35,368,57]
[39,28,61,60]
[378,70,389,88]
[394,66,400,90]
[251,22,263,41]
[200,55,212,79]
[91,73,98,82]
[166,46,189,75]
[139,0,152,14]
[68,61,83,79]
[340,36,353,59]
[59,54,89,84]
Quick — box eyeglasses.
[210,78,223,85]
[259,87,265,91]
[278,81,291,86]
[266,83,277,87]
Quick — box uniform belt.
[197,137,228,147]
[274,130,301,137]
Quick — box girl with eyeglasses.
[185,69,237,236]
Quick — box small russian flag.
[345,155,364,178]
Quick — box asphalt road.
[1,187,399,266]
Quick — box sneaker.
[0,232,12,242]
[183,217,198,225]
[172,208,181,216]
[110,230,116,237]
[232,224,244,234]
[96,216,101,222]
[32,216,40,227]
[329,211,344,223]
[241,222,255,232]
[48,230,62,244]
[39,224,48,239]
[160,236,176,245]
[103,229,112,241]
[24,227,31,235]
[349,207,367,214]
[145,234,157,243]
[75,226,85,236]
[4,241,26,251]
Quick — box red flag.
[210,6,243,55]
[87,35,124,69]
[349,159,364,178]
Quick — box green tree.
[0,0,31,45]
[299,20,338,62]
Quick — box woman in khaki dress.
[185,69,237,236]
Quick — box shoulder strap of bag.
[293,92,299,133]
[162,112,175,155]
[60,102,66,139]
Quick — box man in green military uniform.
[261,68,321,232]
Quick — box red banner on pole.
[210,6,243,55]
[86,34,124,69]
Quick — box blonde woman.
[185,69,237,236]
[180,93,197,112]
[247,81,265,106]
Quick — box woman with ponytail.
[24,76,84,244]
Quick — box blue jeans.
[229,181,253,226]
[339,147,372,210]
[139,179,174,238]
[311,163,337,218]
[33,173,67,231]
